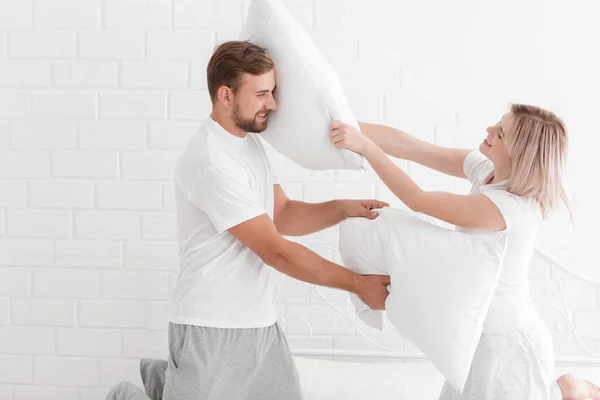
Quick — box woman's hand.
[329,121,377,156]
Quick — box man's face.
[230,70,277,133]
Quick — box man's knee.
[105,381,150,400]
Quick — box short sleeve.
[463,150,493,185]
[256,136,280,185]
[480,189,522,233]
[268,155,280,185]
[188,166,266,234]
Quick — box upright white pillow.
[339,208,507,393]
[240,0,365,170]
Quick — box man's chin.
[247,125,267,134]
[254,120,268,133]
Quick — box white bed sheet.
[294,356,600,400]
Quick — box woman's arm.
[365,145,506,230]
[358,121,472,179]
[331,122,506,230]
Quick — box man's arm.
[272,184,388,236]
[228,213,390,310]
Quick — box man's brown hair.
[207,41,274,104]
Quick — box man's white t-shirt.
[458,151,543,334]
[170,117,279,328]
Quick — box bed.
[105,245,600,400]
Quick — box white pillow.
[338,208,507,393]
[240,0,365,171]
[294,357,445,400]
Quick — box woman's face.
[480,113,512,168]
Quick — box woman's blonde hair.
[505,104,572,219]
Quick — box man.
[163,40,390,400]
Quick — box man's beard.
[232,103,268,133]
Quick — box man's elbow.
[257,238,289,269]
[260,248,283,268]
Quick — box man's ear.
[217,85,233,109]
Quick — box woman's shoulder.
[479,187,543,232]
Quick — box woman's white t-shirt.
[458,151,543,334]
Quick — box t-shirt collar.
[205,117,250,145]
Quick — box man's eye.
[257,93,265,96]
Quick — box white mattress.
[293,356,600,400]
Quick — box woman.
[330,104,600,400]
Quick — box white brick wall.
[30,180,94,209]
[1,0,598,398]
[79,121,146,150]
[11,298,77,326]
[0,61,51,88]
[0,92,31,119]
[78,31,145,60]
[52,61,119,89]
[0,123,8,149]
[0,3,32,30]
[0,151,50,178]
[0,239,54,267]
[99,91,166,120]
[9,31,75,59]
[55,239,121,268]
[32,2,98,30]
[34,357,99,386]
[0,355,31,384]
[10,121,78,150]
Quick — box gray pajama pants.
[161,322,303,400]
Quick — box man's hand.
[342,199,389,220]
[355,275,391,310]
